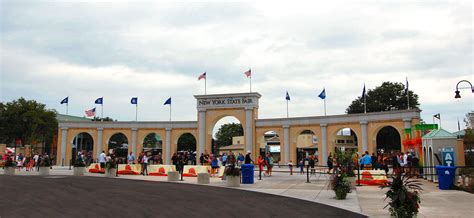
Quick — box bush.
[330,173,352,200]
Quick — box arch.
[211,115,244,155]
[142,133,163,149]
[296,129,318,162]
[108,132,129,159]
[71,132,94,163]
[375,126,402,153]
[260,130,281,162]
[332,127,359,154]
[177,132,197,153]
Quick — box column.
[283,125,290,163]
[60,127,68,166]
[320,124,328,164]
[131,128,137,157]
[360,121,368,152]
[245,107,253,154]
[198,109,206,155]
[165,128,171,164]
[96,128,103,159]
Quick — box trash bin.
[241,164,254,184]
[435,165,457,190]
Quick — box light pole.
[454,80,474,99]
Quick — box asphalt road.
[0,175,366,218]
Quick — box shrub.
[381,173,422,217]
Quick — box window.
[336,139,345,143]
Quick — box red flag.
[198,72,206,80]
[244,69,251,77]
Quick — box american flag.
[198,72,206,80]
[85,108,96,117]
[244,69,251,77]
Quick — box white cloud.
[1,0,472,132]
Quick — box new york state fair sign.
[195,93,261,109]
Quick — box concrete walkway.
[3,167,473,217]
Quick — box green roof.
[56,114,91,122]
[422,128,456,139]
[453,130,465,137]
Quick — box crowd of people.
[1,151,54,171]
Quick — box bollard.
[306,165,310,183]
[259,167,262,180]
[180,165,184,181]
[69,159,72,170]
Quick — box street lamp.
[454,80,474,99]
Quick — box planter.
[167,171,179,181]
[335,189,348,200]
[39,167,50,176]
[73,167,85,176]
[4,167,15,175]
[105,168,117,178]
[226,175,240,187]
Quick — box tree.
[177,133,196,152]
[92,116,115,121]
[0,98,58,150]
[214,123,243,148]
[346,82,419,114]
[143,133,161,148]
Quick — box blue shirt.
[362,155,372,165]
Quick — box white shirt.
[99,153,106,163]
[33,155,39,162]
[143,155,148,164]
[403,154,408,166]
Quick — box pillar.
[320,123,328,164]
[96,128,103,160]
[360,121,368,152]
[198,109,206,155]
[283,125,290,163]
[60,127,68,166]
[131,128,137,157]
[245,107,253,154]
[165,128,171,164]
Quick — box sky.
[1,0,473,133]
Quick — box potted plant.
[39,156,51,176]
[104,156,117,178]
[73,157,86,176]
[329,149,355,200]
[3,157,16,175]
[224,165,241,187]
[381,173,422,217]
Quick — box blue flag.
[95,97,103,105]
[131,97,138,105]
[318,88,326,100]
[362,84,366,98]
[285,91,290,101]
[60,97,68,104]
[164,97,171,105]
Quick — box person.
[257,155,264,175]
[299,158,305,174]
[309,155,315,175]
[371,153,377,170]
[172,153,179,170]
[237,153,244,166]
[127,152,135,164]
[411,153,419,177]
[141,153,148,176]
[33,152,40,171]
[288,160,293,175]
[199,153,204,165]
[244,151,253,164]
[99,150,106,169]
[221,153,227,166]
[361,151,372,170]
[211,155,219,176]
[327,153,333,174]
[265,153,274,176]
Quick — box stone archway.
[332,127,359,154]
[71,132,94,164]
[376,126,402,153]
[296,129,318,162]
[211,116,243,155]
[108,133,129,160]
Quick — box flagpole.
[324,98,327,116]
[66,102,68,115]
[135,104,138,121]
[101,104,103,122]
[286,99,289,118]
[364,95,367,114]
[205,78,207,95]
[169,104,172,122]
[250,75,252,93]
[407,77,410,110]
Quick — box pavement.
[2,166,474,217]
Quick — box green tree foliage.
[92,116,115,121]
[143,133,161,148]
[177,133,196,152]
[214,123,243,148]
[346,82,419,114]
[0,98,58,148]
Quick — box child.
[299,158,304,174]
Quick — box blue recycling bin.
[435,165,457,190]
[241,164,255,184]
